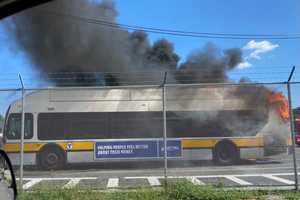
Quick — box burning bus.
[2,85,291,170]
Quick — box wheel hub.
[47,153,58,165]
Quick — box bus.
[2,86,290,170]
[294,118,300,145]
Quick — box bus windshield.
[5,113,33,140]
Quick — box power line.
[0,70,295,81]
[12,66,296,75]
[39,10,300,40]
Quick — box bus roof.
[7,87,265,113]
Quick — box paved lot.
[13,148,300,190]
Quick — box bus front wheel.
[213,140,239,165]
[38,146,66,170]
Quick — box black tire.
[38,146,66,170]
[213,140,239,165]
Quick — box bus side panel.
[182,137,265,160]
[240,148,264,159]
[4,137,265,166]
[67,138,264,163]
[67,151,94,163]
[8,153,36,166]
[181,149,212,160]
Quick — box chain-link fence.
[0,79,299,192]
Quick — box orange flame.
[268,92,289,121]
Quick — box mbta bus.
[294,118,300,145]
[2,86,289,170]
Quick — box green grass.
[18,181,300,200]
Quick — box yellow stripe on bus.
[182,139,217,148]
[182,137,264,149]
[4,143,44,152]
[4,142,95,153]
[60,142,94,151]
[287,137,292,146]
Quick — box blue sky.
[0,0,299,110]
[115,0,300,82]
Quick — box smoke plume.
[5,0,242,85]
[175,44,242,83]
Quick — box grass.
[18,181,300,200]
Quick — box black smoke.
[5,0,242,86]
[175,44,242,83]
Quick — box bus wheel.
[38,146,66,170]
[213,140,239,165]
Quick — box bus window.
[38,113,109,140]
[6,113,33,140]
[166,110,266,138]
[38,113,66,140]
[109,112,163,138]
[67,113,108,139]
[166,111,227,138]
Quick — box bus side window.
[38,113,66,140]
[38,112,109,140]
[67,112,109,140]
[109,112,163,139]
[295,121,300,135]
[6,113,33,140]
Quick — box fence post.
[18,73,25,193]
[286,66,298,190]
[162,72,168,185]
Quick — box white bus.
[2,86,289,170]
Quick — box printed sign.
[94,140,181,160]
[159,140,182,157]
[94,140,157,159]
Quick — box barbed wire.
[0,68,298,89]
[0,68,295,76]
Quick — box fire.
[268,92,289,121]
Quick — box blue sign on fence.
[94,140,182,160]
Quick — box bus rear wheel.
[213,140,239,165]
[38,146,65,170]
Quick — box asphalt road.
[13,148,300,190]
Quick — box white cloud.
[243,40,279,60]
[237,62,252,69]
